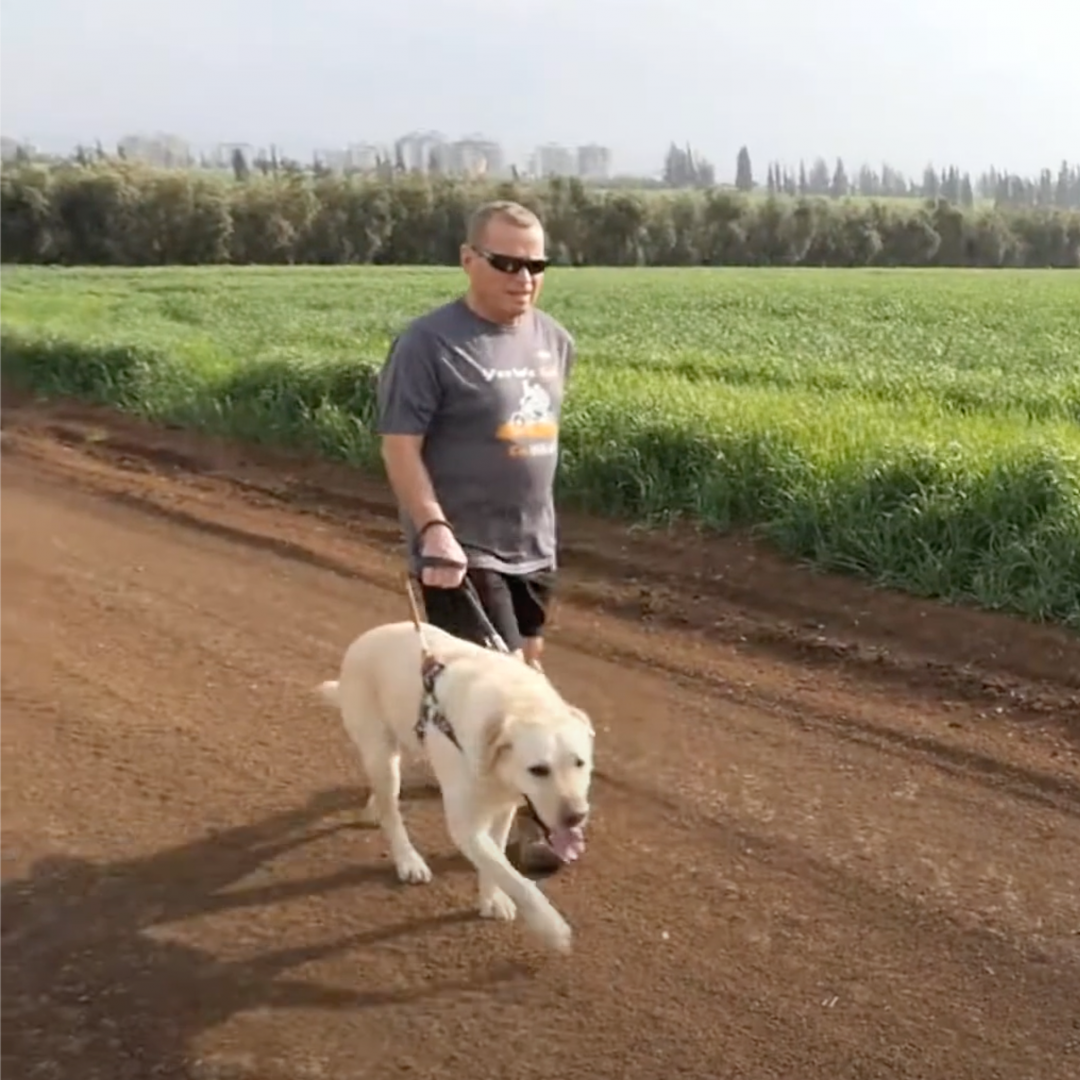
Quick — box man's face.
[461,218,547,323]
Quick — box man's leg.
[509,568,555,671]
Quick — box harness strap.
[414,653,463,752]
[408,568,518,755]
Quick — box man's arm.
[376,329,445,530]
[376,329,467,586]
[380,434,445,532]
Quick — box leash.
[412,555,512,655]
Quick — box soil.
[3,388,1079,1080]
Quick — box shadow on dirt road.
[1,786,526,1080]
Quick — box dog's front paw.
[394,849,433,885]
[479,888,517,921]
[526,906,573,953]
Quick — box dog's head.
[480,691,595,863]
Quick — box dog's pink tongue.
[549,826,586,863]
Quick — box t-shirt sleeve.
[376,327,443,436]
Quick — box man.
[375,199,576,877]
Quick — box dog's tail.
[315,679,341,709]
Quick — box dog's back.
[317,620,501,752]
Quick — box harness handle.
[417,554,468,571]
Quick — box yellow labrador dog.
[316,620,595,953]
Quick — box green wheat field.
[2,265,1078,629]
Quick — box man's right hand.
[419,522,468,589]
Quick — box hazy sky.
[2,0,1076,180]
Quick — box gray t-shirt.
[376,297,576,576]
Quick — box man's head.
[461,200,548,325]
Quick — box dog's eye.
[574,757,585,768]
[528,764,551,778]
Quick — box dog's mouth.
[547,825,587,863]
[523,796,587,863]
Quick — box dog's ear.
[567,704,595,738]
[477,710,514,775]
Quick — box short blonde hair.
[466,200,543,248]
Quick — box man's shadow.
[1,785,529,1079]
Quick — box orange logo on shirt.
[495,379,559,457]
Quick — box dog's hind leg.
[369,739,433,885]
[321,678,381,828]
[478,805,519,922]
[341,711,432,885]
[357,792,379,826]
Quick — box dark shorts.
[421,567,555,654]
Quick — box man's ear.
[477,711,513,775]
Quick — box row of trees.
[730,147,1080,210]
[21,138,1077,212]
[3,159,1079,268]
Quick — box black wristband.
[416,518,453,543]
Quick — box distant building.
[312,143,386,173]
[314,148,349,172]
[387,131,505,177]
[445,136,504,178]
[346,143,382,172]
[534,143,576,177]
[118,133,193,167]
[576,143,612,181]
[394,131,446,172]
[0,136,31,161]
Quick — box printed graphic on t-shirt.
[495,378,559,459]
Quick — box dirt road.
[3,392,1079,1080]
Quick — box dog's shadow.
[397,775,445,804]
[1,785,525,1080]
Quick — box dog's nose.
[562,809,587,829]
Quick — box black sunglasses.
[471,246,549,276]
